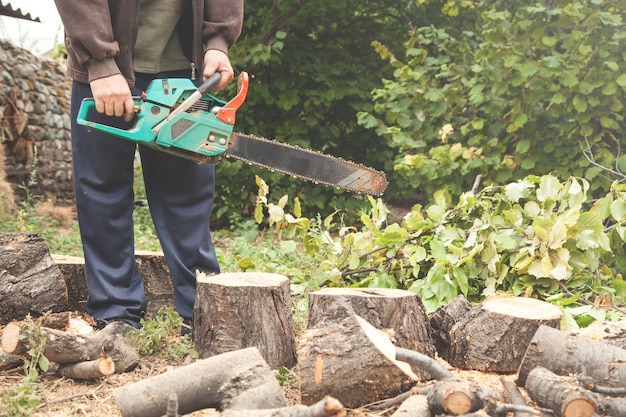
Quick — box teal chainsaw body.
[77,72,248,163]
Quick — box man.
[54,0,244,330]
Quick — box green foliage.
[214,0,436,226]
[125,307,198,363]
[249,173,626,329]
[359,0,626,204]
[0,317,47,417]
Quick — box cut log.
[0,351,23,371]
[35,311,95,333]
[525,367,599,417]
[424,379,499,416]
[308,287,436,357]
[52,251,176,317]
[193,271,296,369]
[58,356,115,380]
[0,232,69,324]
[570,319,626,350]
[298,314,419,408]
[2,321,139,373]
[218,396,346,417]
[499,376,536,417]
[517,325,626,387]
[431,295,562,372]
[113,347,286,417]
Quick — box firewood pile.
[2,232,626,417]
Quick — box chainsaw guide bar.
[226,133,388,196]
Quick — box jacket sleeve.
[202,0,244,53]
[54,0,127,82]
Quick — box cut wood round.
[0,232,69,325]
[431,295,562,372]
[517,324,626,387]
[298,314,419,408]
[58,356,115,380]
[525,367,599,417]
[113,347,286,417]
[193,272,296,369]
[308,288,436,360]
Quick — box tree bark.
[113,347,287,417]
[298,314,419,408]
[0,351,23,371]
[0,232,68,325]
[431,295,562,372]
[525,367,599,417]
[308,287,435,358]
[193,271,296,369]
[2,321,139,373]
[517,325,626,387]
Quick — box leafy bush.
[359,0,626,204]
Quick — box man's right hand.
[89,74,135,122]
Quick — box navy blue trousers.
[70,71,220,324]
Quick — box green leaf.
[616,73,626,87]
[550,93,567,104]
[494,233,516,251]
[518,62,539,77]
[279,240,297,253]
[610,200,626,222]
[562,72,579,87]
[537,175,560,203]
[515,139,531,153]
[572,95,587,113]
[38,355,49,372]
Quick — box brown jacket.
[54,0,243,87]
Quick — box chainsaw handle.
[197,72,222,95]
[76,96,143,127]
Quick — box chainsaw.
[76,71,387,196]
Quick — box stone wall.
[0,40,74,205]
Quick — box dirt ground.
[1,341,507,417]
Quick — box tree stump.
[193,271,296,369]
[0,232,68,325]
[431,295,562,372]
[52,251,176,317]
[308,287,435,359]
[298,314,419,408]
[113,347,287,417]
[517,324,626,388]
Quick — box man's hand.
[203,49,234,90]
[89,74,135,122]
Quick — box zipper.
[191,62,196,80]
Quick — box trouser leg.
[134,72,220,321]
[70,81,146,324]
